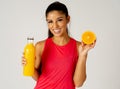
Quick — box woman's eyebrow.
[46,16,64,21]
[57,16,64,19]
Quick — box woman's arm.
[73,41,96,87]
[32,40,45,81]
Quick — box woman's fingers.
[21,56,27,66]
[90,40,96,48]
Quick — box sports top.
[34,37,78,89]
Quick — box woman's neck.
[52,35,70,46]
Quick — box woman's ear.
[67,15,70,23]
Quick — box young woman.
[22,1,96,89]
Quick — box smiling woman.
[46,10,70,39]
[21,1,96,89]
[45,1,69,38]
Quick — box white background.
[0,0,120,89]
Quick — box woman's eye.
[47,21,52,24]
[58,19,63,21]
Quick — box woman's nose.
[53,22,58,28]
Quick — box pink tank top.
[34,38,78,89]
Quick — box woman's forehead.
[46,11,66,20]
[47,10,65,17]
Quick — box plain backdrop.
[0,0,120,89]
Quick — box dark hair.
[45,1,69,38]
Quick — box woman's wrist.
[79,51,88,57]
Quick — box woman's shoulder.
[35,38,49,52]
[35,40,46,47]
[76,41,81,46]
[35,38,52,47]
[71,37,81,47]
[71,38,81,50]
[70,37,82,51]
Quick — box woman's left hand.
[78,40,96,56]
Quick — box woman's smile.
[53,29,61,34]
[46,10,69,37]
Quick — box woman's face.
[46,10,70,37]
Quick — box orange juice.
[23,38,35,76]
[82,31,96,44]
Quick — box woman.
[22,1,96,89]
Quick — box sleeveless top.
[34,37,78,89]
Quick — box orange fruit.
[82,31,96,44]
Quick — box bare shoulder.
[35,40,46,55]
[76,41,81,48]
[35,40,46,48]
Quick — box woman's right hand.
[21,56,27,66]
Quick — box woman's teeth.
[54,29,61,34]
